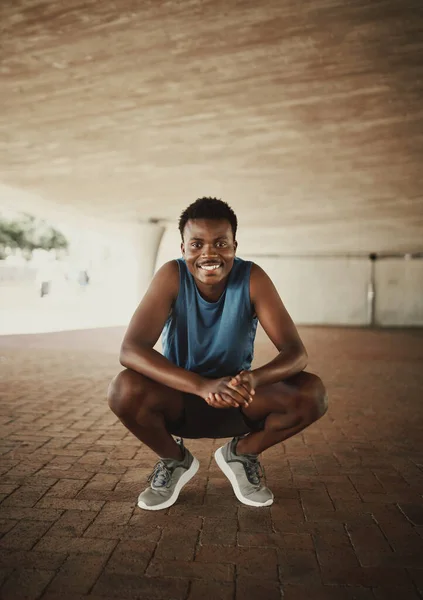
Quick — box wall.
[375,258,423,326]
[243,256,371,326]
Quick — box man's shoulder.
[249,262,273,298]
[152,260,180,298]
[156,259,180,276]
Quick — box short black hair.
[178,197,238,240]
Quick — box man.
[108,197,327,510]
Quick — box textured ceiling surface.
[1,0,423,250]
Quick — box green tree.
[0,213,69,260]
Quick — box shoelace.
[243,455,265,486]
[147,461,172,488]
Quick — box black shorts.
[164,393,266,439]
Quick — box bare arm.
[119,261,208,396]
[250,263,308,387]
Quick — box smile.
[199,263,222,271]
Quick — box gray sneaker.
[214,437,273,507]
[137,439,199,511]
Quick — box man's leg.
[214,371,327,507]
[107,368,185,460]
[237,371,328,455]
[108,368,202,511]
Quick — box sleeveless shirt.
[161,257,258,379]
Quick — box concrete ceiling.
[1,0,423,251]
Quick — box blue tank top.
[162,257,258,378]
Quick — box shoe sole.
[214,446,274,507]
[137,456,200,511]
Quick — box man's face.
[181,219,237,286]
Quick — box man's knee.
[299,374,328,423]
[107,369,148,420]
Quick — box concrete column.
[131,221,166,301]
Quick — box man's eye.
[191,243,201,248]
[216,242,227,248]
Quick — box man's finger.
[227,383,252,403]
[224,390,249,407]
[220,392,241,408]
[237,381,254,399]
[215,393,232,409]
[236,376,255,397]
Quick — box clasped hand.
[202,371,256,409]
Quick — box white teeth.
[201,264,220,271]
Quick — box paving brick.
[91,501,134,525]
[148,558,235,581]
[128,510,170,528]
[398,503,423,526]
[0,549,67,570]
[155,527,199,560]
[35,467,93,480]
[0,507,64,521]
[346,522,395,567]
[373,469,412,495]
[188,580,234,600]
[92,572,189,598]
[370,504,423,567]
[237,531,314,550]
[271,498,305,530]
[300,488,335,520]
[205,476,233,495]
[35,498,105,511]
[34,535,117,555]
[392,459,423,492]
[320,565,413,587]
[76,487,130,501]
[168,503,238,519]
[312,454,342,475]
[0,519,53,550]
[196,545,278,580]
[282,584,374,599]
[0,483,19,495]
[289,456,319,477]
[1,484,51,508]
[0,567,12,587]
[326,479,361,504]
[104,539,156,574]
[278,547,321,584]
[372,587,422,600]
[47,456,78,467]
[83,473,121,490]
[83,521,161,543]
[77,452,107,465]
[203,494,238,507]
[45,509,98,537]
[201,516,237,546]
[44,478,87,498]
[407,567,423,593]
[236,576,282,600]
[45,553,110,594]
[0,519,18,535]
[238,505,273,533]
[349,473,386,496]
[0,567,55,600]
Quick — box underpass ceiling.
[1,0,423,250]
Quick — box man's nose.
[201,244,218,256]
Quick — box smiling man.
[108,197,328,510]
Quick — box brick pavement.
[0,326,423,600]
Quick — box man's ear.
[234,240,238,253]
[181,241,185,256]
